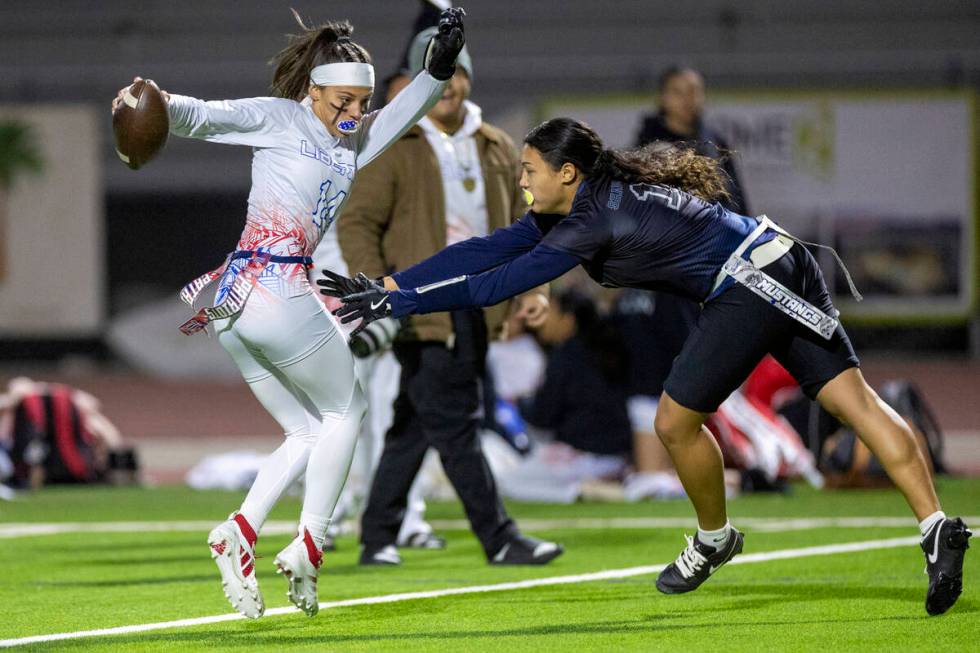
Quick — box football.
[112,79,169,170]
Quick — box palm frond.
[0,121,45,189]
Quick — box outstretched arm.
[391,245,579,316]
[354,71,445,167]
[334,244,579,335]
[354,7,465,167]
[392,214,545,289]
[166,94,291,147]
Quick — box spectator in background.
[524,289,633,459]
[484,289,632,504]
[611,289,692,500]
[337,26,562,567]
[636,65,749,214]
[626,64,751,495]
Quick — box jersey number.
[629,183,683,210]
[312,179,348,236]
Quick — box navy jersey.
[388,175,772,318]
[538,176,766,299]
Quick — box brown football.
[112,79,169,170]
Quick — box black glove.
[333,276,393,337]
[348,316,401,358]
[316,269,375,298]
[424,7,466,81]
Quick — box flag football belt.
[714,215,862,341]
[177,251,313,336]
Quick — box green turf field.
[1,478,977,651]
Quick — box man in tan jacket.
[338,27,561,566]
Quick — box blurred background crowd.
[0,1,977,524]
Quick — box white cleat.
[274,527,323,617]
[207,514,264,619]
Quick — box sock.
[918,510,946,538]
[697,521,732,551]
[300,511,332,551]
[233,512,258,549]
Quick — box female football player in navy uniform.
[322,117,970,615]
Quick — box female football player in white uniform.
[112,8,466,619]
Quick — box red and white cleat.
[207,513,264,619]
[274,527,323,617]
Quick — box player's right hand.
[333,278,393,337]
[111,76,170,113]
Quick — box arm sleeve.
[354,72,446,168]
[389,244,580,317]
[166,95,288,147]
[391,213,544,289]
[337,152,398,279]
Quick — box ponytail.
[593,144,732,204]
[270,11,372,101]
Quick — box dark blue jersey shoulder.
[537,175,767,301]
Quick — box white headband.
[310,62,375,89]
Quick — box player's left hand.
[514,293,550,328]
[424,7,466,80]
[317,269,372,298]
[333,276,392,337]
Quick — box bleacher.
[0,0,976,192]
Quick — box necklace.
[441,132,477,192]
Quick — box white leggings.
[213,288,366,543]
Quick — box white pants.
[213,288,366,543]
[336,342,435,544]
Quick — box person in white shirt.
[112,7,467,619]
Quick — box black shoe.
[397,531,447,549]
[490,534,563,565]
[359,544,402,566]
[656,529,744,594]
[922,517,972,615]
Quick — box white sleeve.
[354,71,446,168]
[167,95,291,148]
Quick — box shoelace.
[674,535,708,579]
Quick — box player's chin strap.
[720,216,862,341]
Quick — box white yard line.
[0,536,921,648]
[1,516,977,538]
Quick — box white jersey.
[168,71,446,297]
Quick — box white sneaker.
[274,527,323,617]
[207,514,264,619]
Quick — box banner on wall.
[0,106,104,336]
[539,92,976,321]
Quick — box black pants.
[360,309,517,557]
